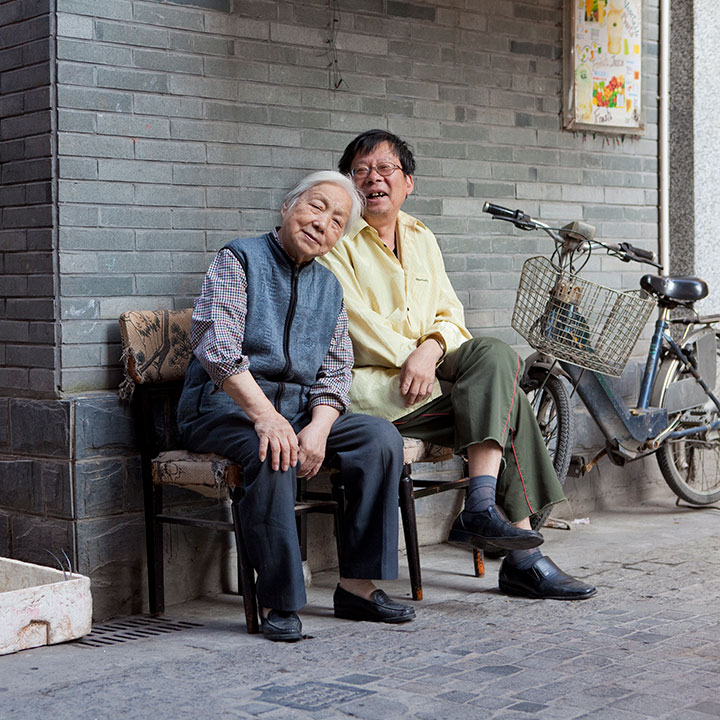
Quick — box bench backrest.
[118,308,194,455]
[118,308,194,388]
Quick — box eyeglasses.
[350,162,402,179]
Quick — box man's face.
[349,141,414,225]
[278,182,352,264]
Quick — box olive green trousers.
[393,337,565,522]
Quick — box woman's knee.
[352,415,404,460]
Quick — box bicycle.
[482,201,720,519]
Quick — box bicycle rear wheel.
[521,372,575,529]
[656,333,720,505]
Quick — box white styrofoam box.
[0,557,92,656]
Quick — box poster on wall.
[563,0,644,134]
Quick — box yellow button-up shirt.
[318,210,472,421]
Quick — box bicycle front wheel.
[522,372,575,529]
[656,333,720,505]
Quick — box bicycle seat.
[640,274,708,303]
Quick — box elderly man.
[319,131,596,601]
[177,170,415,642]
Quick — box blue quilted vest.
[177,233,344,427]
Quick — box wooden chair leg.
[459,460,485,579]
[473,548,485,578]
[399,465,422,601]
[330,482,345,564]
[230,488,259,634]
[145,482,165,616]
[296,513,308,561]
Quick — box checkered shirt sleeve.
[308,303,353,413]
[190,248,250,388]
[191,248,353,412]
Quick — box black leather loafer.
[260,609,303,641]
[499,556,597,600]
[333,585,416,623]
[448,505,544,550]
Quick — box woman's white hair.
[282,171,364,228]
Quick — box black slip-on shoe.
[333,585,416,623]
[448,504,544,551]
[498,556,597,600]
[260,609,303,641]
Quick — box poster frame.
[563,0,645,135]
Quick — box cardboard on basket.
[0,557,92,655]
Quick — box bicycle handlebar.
[621,243,654,261]
[482,202,535,228]
[483,201,662,268]
[482,202,520,220]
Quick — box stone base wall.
[0,391,228,618]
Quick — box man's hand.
[297,406,340,479]
[253,409,299,472]
[399,338,444,407]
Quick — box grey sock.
[505,547,542,570]
[465,474,497,513]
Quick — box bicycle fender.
[521,352,573,387]
[650,327,717,412]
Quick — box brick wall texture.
[9,0,660,394]
[0,0,57,398]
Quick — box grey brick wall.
[52,0,660,392]
[0,0,57,398]
[0,0,665,618]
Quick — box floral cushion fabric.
[118,308,193,399]
[151,449,243,498]
[402,437,455,465]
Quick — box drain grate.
[73,616,203,648]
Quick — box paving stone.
[574,710,654,720]
[673,710,720,720]
[476,664,524,677]
[230,702,276,716]
[339,695,409,718]
[686,703,720,717]
[335,674,380,686]
[610,691,688,716]
[508,701,550,713]
[436,689,479,703]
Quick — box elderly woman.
[177,171,414,642]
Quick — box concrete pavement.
[4,489,720,719]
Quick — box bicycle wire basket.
[512,256,655,376]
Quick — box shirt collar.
[345,210,426,242]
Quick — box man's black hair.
[338,129,416,177]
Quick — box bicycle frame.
[540,307,720,460]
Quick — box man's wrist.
[418,332,446,359]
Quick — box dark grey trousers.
[181,410,404,611]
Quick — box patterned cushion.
[118,308,193,399]
[402,437,455,465]
[152,449,243,498]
